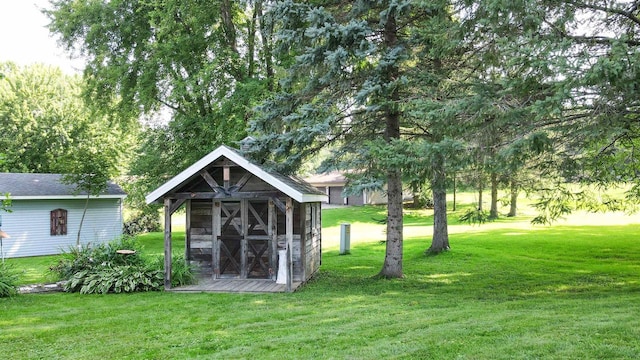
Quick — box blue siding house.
[0,173,126,258]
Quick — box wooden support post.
[223,166,230,189]
[268,200,277,281]
[286,197,293,292]
[164,198,172,290]
[241,200,248,279]
[299,203,307,282]
[185,199,191,261]
[212,201,221,279]
[318,203,323,266]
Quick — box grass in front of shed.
[2,221,640,359]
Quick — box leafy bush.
[65,265,163,294]
[52,236,194,294]
[150,254,196,287]
[0,262,19,298]
[50,236,144,280]
[123,212,161,235]
[411,193,434,209]
[1,192,11,212]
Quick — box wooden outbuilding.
[304,171,414,206]
[145,145,327,292]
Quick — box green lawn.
[2,204,640,359]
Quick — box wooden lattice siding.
[188,199,308,280]
[299,203,321,281]
[308,203,322,279]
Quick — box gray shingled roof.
[304,171,348,186]
[0,173,126,199]
[228,146,326,197]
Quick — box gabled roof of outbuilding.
[0,173,126,200]
[145,145,327,204]
[304,171,348,186]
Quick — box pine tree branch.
[598,132,629,156]
[567,0,640,27]
[543,18,640,47]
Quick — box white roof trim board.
[146,145,327,204]
[10,195,126,200]
[0,173,126,200]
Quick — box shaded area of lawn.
[320,224,640,300]
[321,204,452,228]
[2,222,640,359]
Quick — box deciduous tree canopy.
[0,62,135,176]
[47,0,276,177]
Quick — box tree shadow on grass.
[309,225,640,302]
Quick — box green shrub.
[0,262,19,298]
[123,212,161,235]
[53,236,194,294]
[64,265,163,294]
[49,245,94,280]
[150,254,196,287]
[410,192,434,209]
[50,236,144,280]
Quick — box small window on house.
[51,209,68,236]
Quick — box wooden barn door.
[218,202,243,278]
[246,200,272,279]
[217,200,272,279]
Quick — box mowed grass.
[2,202,640,359]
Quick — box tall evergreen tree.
[249,1,470,275]
[460,0,640,219]
[553,0,640,203]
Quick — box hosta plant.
[65,265,163,294]
[0,262,19,298]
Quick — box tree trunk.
[428,152,449,254]
[258,1,275,91]
[247,2,259,78]
[77,193,89,248]
[452,174,456,212]
[508,178,518,217]
[489,172,498,219]
[379,170,404,278]
[378,9,403,278]
[220,0,237,53]
[411,181,423,209]
[477,187,483,210]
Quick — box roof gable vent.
[239,136,255,153]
